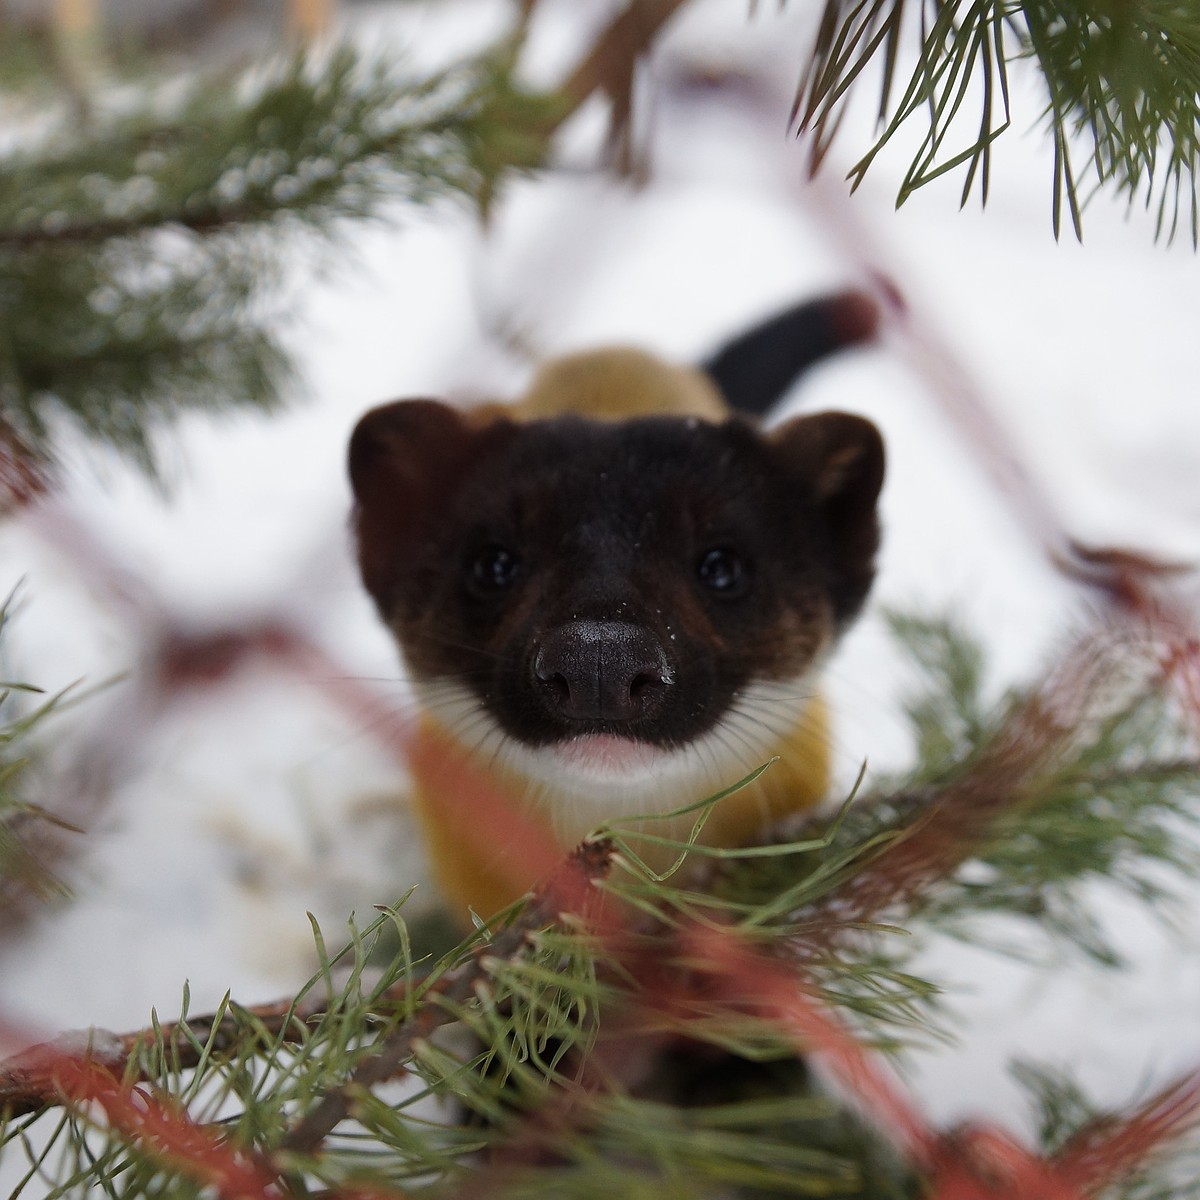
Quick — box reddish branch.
[0,833,615,1125]
[1,1028,280,1200]
[678,923,1200,1200]
[680,923,936,1163]
[0,840,615,1198]
[1055,1072,1200,1191]
[0,992,330,1121]
[6,798,1200,1197]
[5,539,1196,1192]
[786,614,1185,954]
[0,418,46,511]
[2,8,1198,1194]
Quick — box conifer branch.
[279,838,615,1158]
[4,614,1199,1196]
[790,0,1200,242]
[0,0,699,479]
[0,601,77,916]
[0,840,616,1129]
[0,44,558,476]
[793,627,1125,944]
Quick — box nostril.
[534,641,586,715]
[543,672,571,706]
[629,670,667,702]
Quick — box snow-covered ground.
[2,0,1200,1153]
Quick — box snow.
[2,0,1200,1162]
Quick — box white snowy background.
[2,0,1200,1164]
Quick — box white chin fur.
[543,733,674,783]
[414,677,819,842]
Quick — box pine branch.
[0,598,78,914]
[279,837,614,1159]
[715,613,1200,972]
[1019,1061,1200,1199]
[0,0,697,480]
[790,0,1200,242]
[0,991,332,1122]
[0,49,553,247]
[0,44,558,477]
[4,611,1200,1197]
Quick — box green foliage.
[716,613,1200,971]
[1015,1061,1200,1200]
[883,612,1200,962]
[0,598,74,904]
[5,613,1199,1197]
[791,0,1200,242]
[0,43,555,473]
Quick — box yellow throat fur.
[408,696,832,921]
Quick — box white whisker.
[404,674,826,851]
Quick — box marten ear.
[349,399,513,614]
[349,399,469,506]
[769,411,885,623]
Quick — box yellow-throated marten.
[349,291,884,921]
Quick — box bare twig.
[0,991,330,1120]
[548,0,689,134]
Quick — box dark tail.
[701,288,881,419]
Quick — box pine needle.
[789,0,1200,242]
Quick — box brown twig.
[548,0,689,134]
[0,199,277,250]
[0,986,352,1120]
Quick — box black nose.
[533,620,673,724]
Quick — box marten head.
[349,396,884,788]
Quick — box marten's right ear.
[349,399,512,614]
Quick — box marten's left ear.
[769,411,885,622]
[770,411,884,510]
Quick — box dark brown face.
[349,402,884,751]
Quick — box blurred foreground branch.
[3,612,1200,1196]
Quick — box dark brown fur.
[350,404,883,751]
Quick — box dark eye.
[696,547,748,596]
[467,544,521,595]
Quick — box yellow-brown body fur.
[407,349,833,920]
